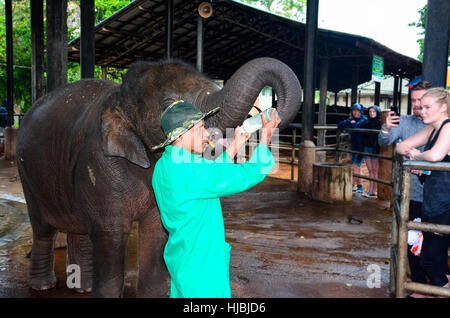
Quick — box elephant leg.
[29,223,57,291]
[66,233,93,293]
[136,208,169,298]
[90,228,130,297]
[20,174,57,291]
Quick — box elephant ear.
[101,107,151,168]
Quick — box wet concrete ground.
[0,157,393,298]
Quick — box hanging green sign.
[372,54,384,82]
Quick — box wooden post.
[31,0,45,103]
[302,0,318,142]
[101,66,107,80]
[312,162,352,203]
[4,127,18,161]
[80,0,95,78]
[396,169,411,298]
[46,0,68,92]
[422,0,450,87]
[5,0,14,127]
[297,140,316,194]
[378,110,393,200]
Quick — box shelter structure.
[67,0,421,94]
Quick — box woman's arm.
[408,124,450,162]
[396,126,433,156]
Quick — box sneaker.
[353,185,363,194]
[364,191,377,198]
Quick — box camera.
[390,106,399,116]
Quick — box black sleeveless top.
[422,119,450,217]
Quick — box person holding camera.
[378,80,432,284]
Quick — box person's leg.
[370,158,379,193]
[365,157,373,193]
[419,211,450,287]
[407,201,427,283]
[352,163,362,191]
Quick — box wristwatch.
[381,129,389,134]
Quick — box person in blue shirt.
[337,103,367,193]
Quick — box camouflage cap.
[151,100,220,152]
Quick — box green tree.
[67,0,132,84]
[237,0,307,21]
[0,1,33,113]
[0,0,131,114]
[408,4,426,62]
[409,4,450,66]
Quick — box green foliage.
[408,4,427,62]
[237,0,306,21]
[0,1,32,113]
[0,0,131,114]
[409,4,450,66]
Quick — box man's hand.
[226,126,251,159]
[260,109,281,146]
[385,111,400,131]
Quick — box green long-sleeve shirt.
[152,143,275,298]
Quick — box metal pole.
[166,0,173,60]
[196,15,203,72]
[374,81,380,106]
[291,128,296,181]
[80,0,95,78]
[407,89,412,115]
[301,0,318,142]
[351,66,358,105]
[398,77,402,115]
[422,0,450,87]
[318,59,328,147]
[5,0,14,127]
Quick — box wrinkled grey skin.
[16,57,301,297]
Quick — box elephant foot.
[71,287,92,294]
[30,275,56,291]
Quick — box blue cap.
[351,103,364,112]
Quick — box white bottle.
[239,107,280,134]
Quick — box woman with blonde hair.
[397,87,450,297]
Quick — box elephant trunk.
[203,57,302,132]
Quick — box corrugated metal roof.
[67,0,421,92]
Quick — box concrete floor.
[0,157,394,298]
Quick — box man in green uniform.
[152,100,280,298]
